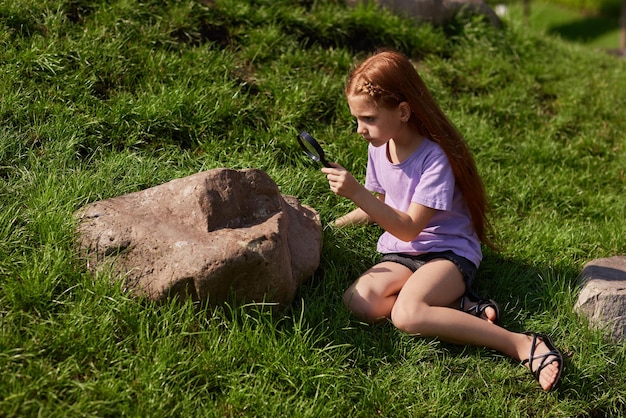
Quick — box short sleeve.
[411,151,455,211]
[365,145,384,194]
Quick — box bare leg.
[342,261,413,322]
[391,259,562,391]
[345,259,562,392]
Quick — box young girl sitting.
[321,50,564,392]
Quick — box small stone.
[575,256,626,342]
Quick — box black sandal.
[460,297,501,324]
[521,332,564,392]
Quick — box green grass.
[1,0,626,416]
[497,0,623,49]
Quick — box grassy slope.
[1,0,625,416]
[500,0,623,49]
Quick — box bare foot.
[522,333,564,392]
[459,296,499,324]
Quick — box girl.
[321,50,563,392]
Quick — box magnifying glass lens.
[301,139,321,160]
[297,131,331,168]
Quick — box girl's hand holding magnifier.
[322,164,363,200]
[296,131,364,199]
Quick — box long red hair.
[346,50,495,248]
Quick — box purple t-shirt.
[364,138,482,267]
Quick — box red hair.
[346,50,495,248]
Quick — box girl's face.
[347,94,406,147]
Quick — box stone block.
[575,256,626,342]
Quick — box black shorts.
[379,251,478,297]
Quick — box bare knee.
[390,301,429,335]
[343,286,390,322]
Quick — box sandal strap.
[462,299,498,317]
[522,333,563,378]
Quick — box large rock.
[346,0,501,27]
[74,168,322,311]
[575,256,626,342]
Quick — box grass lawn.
[499,0,623,50]
[1,0,626,416]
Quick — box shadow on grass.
[547,15,620,44]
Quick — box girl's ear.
[399,102,411,122]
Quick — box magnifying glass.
[297,131,331,168]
